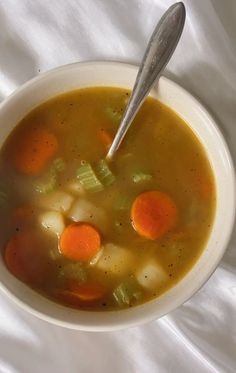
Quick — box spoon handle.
[106,2,186,159]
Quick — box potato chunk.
[68,198,107,232]
[95,243,133,276]
[135,260,168,290]
[38,190,74,213]
[40,211,65,236]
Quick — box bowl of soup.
[0,61,235,331]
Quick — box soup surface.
[0,87,216,311]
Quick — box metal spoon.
[106,2,186,160]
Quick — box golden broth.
[0,87,216,310]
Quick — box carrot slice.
[60,223,101,261]
[56,281,106,306]
[13,128,58,175]
[131,191,178,240]
[4,232,48,284]
[99,128,113,148]
[71,282,106,301]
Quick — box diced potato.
[66,180,85,196]
[38,190,74,213]
[40,211,65,236]
[96,243,133,276]
[68,198,107,231]
[135,260,168,290]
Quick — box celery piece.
[132,172,153,183]
[34,170,57,194]
[113,278,142,306]
[105,107,122,125]
[58,262,87,283]
[95,159,115,186]
[77,162,104,192]
[34,157,65,194]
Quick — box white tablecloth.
[0,1,235,372]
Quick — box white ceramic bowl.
[0,61,235,331]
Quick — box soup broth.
[0,87,216,310]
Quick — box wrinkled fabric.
[0,1,235,372]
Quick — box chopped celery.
[105,107,122,124]
[52,157,65,172]
[114,195,132,210]
[95,159,115,186]
[77,162,104,192]
[132,172,153,183]
[34,157,65,194]
[113,278,142,306]
[58,262,87,283]
[34,170,57,193]
[77,159,115,192]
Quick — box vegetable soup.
[0,87,216,310]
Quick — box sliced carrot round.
[131,191,178,240]
[60,223,101,261]
[71,282,106,301]
[13,128,58,175]
[55,282,106,306]
[4,232,48,284]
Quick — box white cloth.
[0,1,236,372]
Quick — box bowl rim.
[0,60,235,331]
